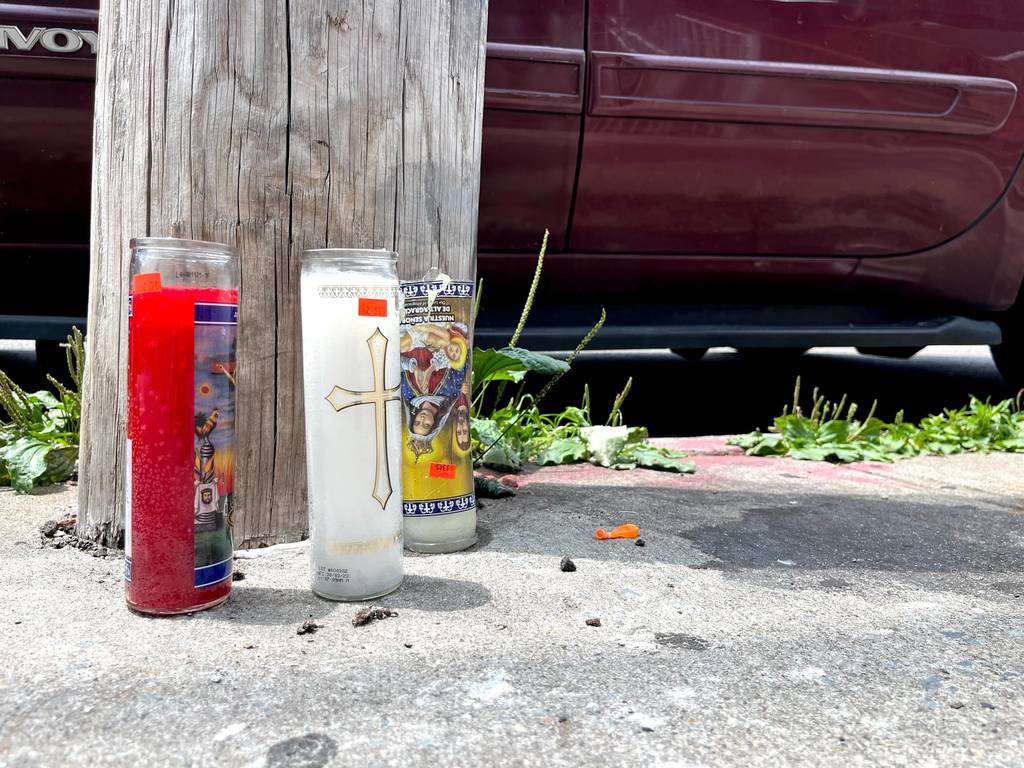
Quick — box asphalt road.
[1,341,1010,437]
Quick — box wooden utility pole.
[78,1,488,548]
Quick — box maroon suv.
[4,1,1024,381]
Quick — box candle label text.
[399,280,476,516]
[192,301,237,589]
[429,462,457,480]
[358,297,389,317]
[132,272,162,294]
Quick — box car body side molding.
[590,52,1017,136]
[485,42,585,114]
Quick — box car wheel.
[671,347,707,362]
[992,340,1023,389]
[857,347,922,359]
[736,348,806,362]
[992,305,1024,388]
[35,340,70,382]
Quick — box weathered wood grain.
[78,0,488,548]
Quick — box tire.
[993,306,1024,388]
[35,340,70,382]
[671,347,707,362]
[736,348,807,362]
[856,347,922,360]
[992,341,1023,389]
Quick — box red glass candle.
[125,238,239,614]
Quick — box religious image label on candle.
[191,301,238,588]
[124,436,133,583]
[399,279,477,553]
[300,250,404,601]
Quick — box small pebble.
[353,606,397,627]
[232,570,246,582]
[297,620,322,636]
[559,556,577,572]
[403,643,413,649]
[585,618,602,627]
[635,538,646,547]
[949,701,965,710]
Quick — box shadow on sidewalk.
[203,574,491,626]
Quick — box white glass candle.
[300,249,403,601]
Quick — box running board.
[0,315,88,341]
[1,314,1000,350]
[475,316,1001,351]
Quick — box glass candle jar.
[399,278,477,553]
[299,249,404,601]
[125,237,239,615]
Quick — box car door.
[476,0,586,253]
[0,0,97,325]
[570,0,1024,258]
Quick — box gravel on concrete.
[1,446,1023,767]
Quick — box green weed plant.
[0,328,84,492]
[470,232,694,476]
[731,376,1024,463]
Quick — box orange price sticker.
[429,463,457,480]
[132,272,162,293]
[358,298,388,317]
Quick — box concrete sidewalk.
[1,441,1022,767]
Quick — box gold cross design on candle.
[325,328,400,509]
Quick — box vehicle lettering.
[0,25,97,55]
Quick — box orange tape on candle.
[358,298,387,317]
[132,273,162,293]
[429,463,457,480]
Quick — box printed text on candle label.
[358,298,388,317]
[132,272,162,293]
[429,463,457,479]
[316,565,350,584]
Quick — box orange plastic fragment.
[595,523,640,540]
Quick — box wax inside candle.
[126,286,236,613]
[403,509,477,552]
